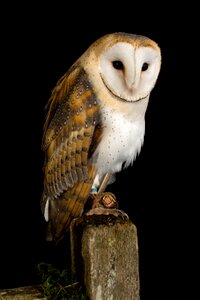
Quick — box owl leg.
[91,172,113,193]
[86,173,115,211]
[98,173,112,193]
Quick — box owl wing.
[41,65,101,242]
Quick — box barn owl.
[41,32,161,242]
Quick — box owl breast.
[92,105,145,188]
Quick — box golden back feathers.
[41,66,101,241]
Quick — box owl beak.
[125,76,135,90]
[125,60,136,90]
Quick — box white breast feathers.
[92,106,145,188]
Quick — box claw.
[84,192,129,220]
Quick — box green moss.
[36,263,88,300]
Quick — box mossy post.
[70,214,140,300]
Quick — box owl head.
[77,32,161,103]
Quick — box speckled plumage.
[41,32,161,242]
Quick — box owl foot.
[85,192,117,210]
[84,192,129,220]
[85,207,129,220]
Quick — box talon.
[84,192,128,220]
[85,192,118,212]
[85,207,113,216]
[85,207,129,219]
[115,209,129,220]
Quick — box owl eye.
[112,60,124,70]
[142,62,149,71]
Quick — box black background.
[0,2,195,299]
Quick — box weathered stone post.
[70,214,140,300]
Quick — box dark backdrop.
[1,3,194,299]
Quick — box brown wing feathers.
[42,67,100,241]
[49,164,96,242]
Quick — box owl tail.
[44,165,96,242]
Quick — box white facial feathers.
[99,42,161,102]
